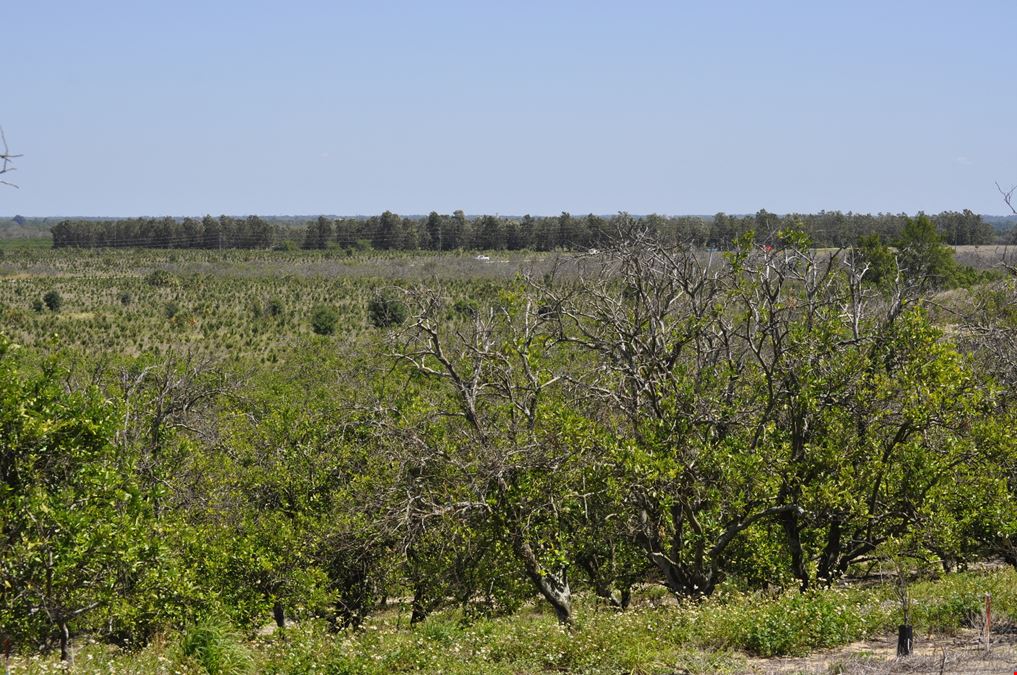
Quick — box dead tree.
[997,181,1017,217]
[109,351,242,514]
[537,229,976,594]
[535,232,813,597]
[0,127,20,188]
[392,288,578,624]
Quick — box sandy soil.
[748,628,1017,674]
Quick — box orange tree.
[0,336,152,660]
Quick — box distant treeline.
[50,215,276,249]
[49,208,998,250]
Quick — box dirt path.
[748,629,1017,674]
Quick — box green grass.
[11,568,1016,673]
[0,236,52,251]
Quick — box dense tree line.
[49,209,998,252]
[710,208,994,247]
[4,225,1017,659]
[51,215,275,249]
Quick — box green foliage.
[265,297,283,317]
[894,213,991,289]
[727,590,864,657]
[145,269,176,287]
[179,618,255,674]
[16,569,1017,672]
[42,289,62,311]
[302,216,334,250]
[898,215,950,286]
[855,233,895,286]
[0,238,1016,665]
[310,304,338,335]
[367,289,407,328]
[0,335,153,649]
[45,209,1003,255]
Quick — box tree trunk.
[538,577,572,625]
[59,621,71,663]
[578,557,621,609]
[780,509,810,591]
[620,586,632,610]
[640,503,800,599]
[897,624,913,657]
[273,601,285,628]
[998,539,1017,569]
[511,532,572,624]
[526,562,572,624]
[646,549,712,599]
[590,582,621,608]
[603,589,622,608]
[410,587,428,625]
[817,521,842,585]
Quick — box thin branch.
[0,126,22,188]
[996,181,1017,216]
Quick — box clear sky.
[3,1,1016,217]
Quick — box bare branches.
[390,285,585,623]
[0,127,21,188]
[997,181,1017,216]
[532,231,963,594]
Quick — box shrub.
[310,305,338,335]
[367,290,407,328]
[265,298,283,317]
[178,618,255,674]
[452,298,478,318]
[145,269,176,287]
[42,289,62,312]
[724,590,865,657]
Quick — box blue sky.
[3,1,1015,216]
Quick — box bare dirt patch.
[748,629,1017,674]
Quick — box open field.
[952,244,1016,270]
[0,242,1005,358]
[0,247,560,359]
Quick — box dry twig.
[0,127,21,188]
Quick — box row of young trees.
[3,224,1017,659]
[48,209,998,252]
